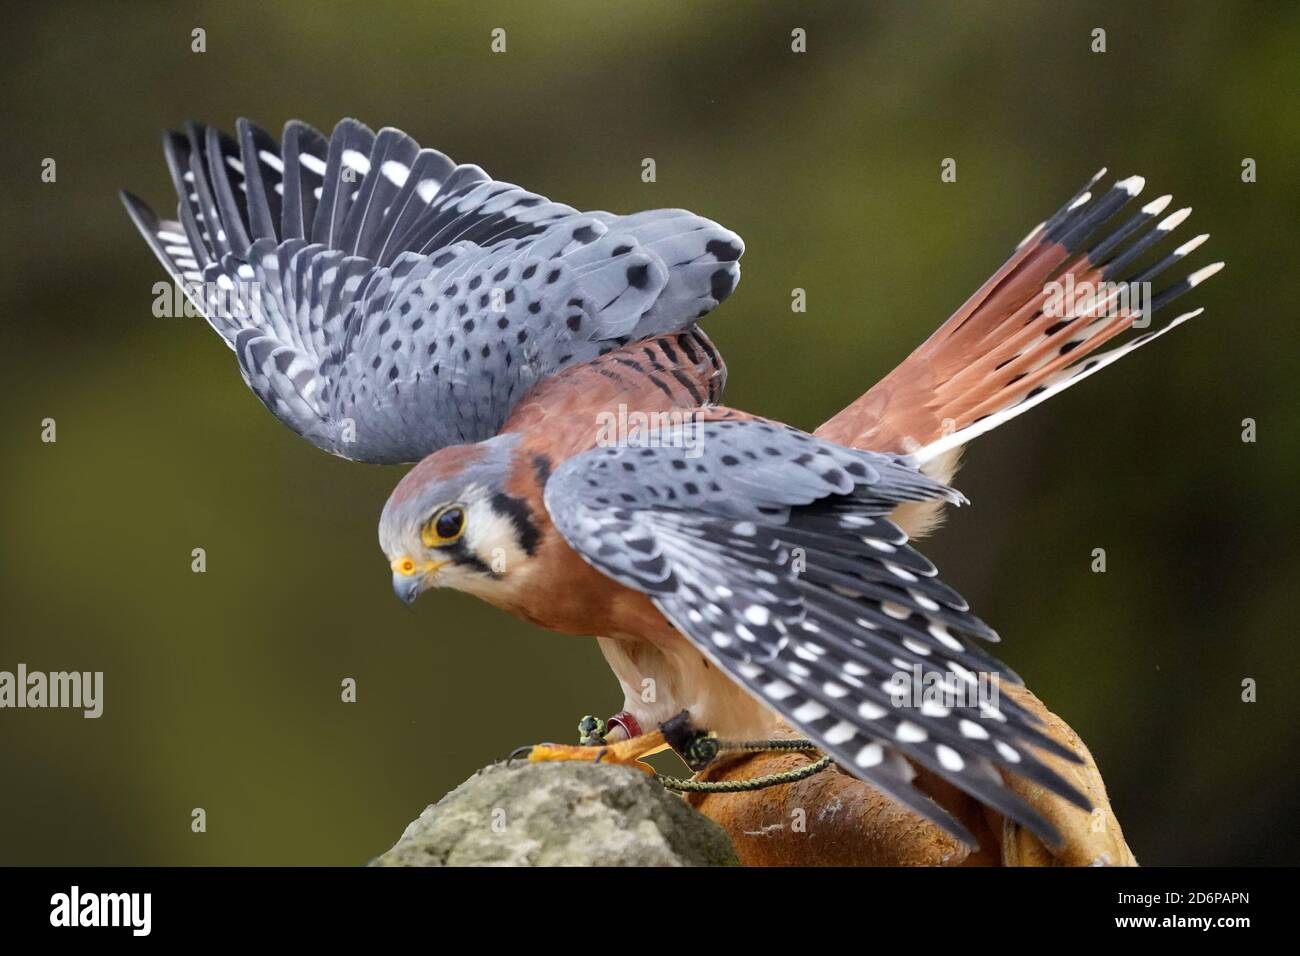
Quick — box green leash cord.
[577,715,835,794]
[656,753,834,793]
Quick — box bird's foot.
[508,727,668,775]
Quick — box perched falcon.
[122,118,1221,850]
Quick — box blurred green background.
[2,0,1297,865]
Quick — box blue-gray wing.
[544,417,1089,846]
[121,118,744,462]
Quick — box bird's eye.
[422,506,466,547]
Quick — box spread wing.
[544,414,1089,846]
[121,118,743,463]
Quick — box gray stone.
[370,761,738,867]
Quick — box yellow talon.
[522,730,670,775]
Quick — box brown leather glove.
[685,683,1136,867]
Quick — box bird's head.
[378,434,541,607]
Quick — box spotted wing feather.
[121,118,744,462]
[545,418,1089,846]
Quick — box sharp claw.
[507,745,536,765]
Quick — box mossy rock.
[371,761,738,867]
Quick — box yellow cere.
[391,557,446,577]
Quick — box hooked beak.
[390,557,446,606]
[392,572,425,606]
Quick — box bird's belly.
[596,633,781,739]
[487,544,781,738]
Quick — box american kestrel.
[122,118,1221,851]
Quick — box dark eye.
[421,506,466,548]
[434,509,465,538]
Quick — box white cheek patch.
[463,497,530,576]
